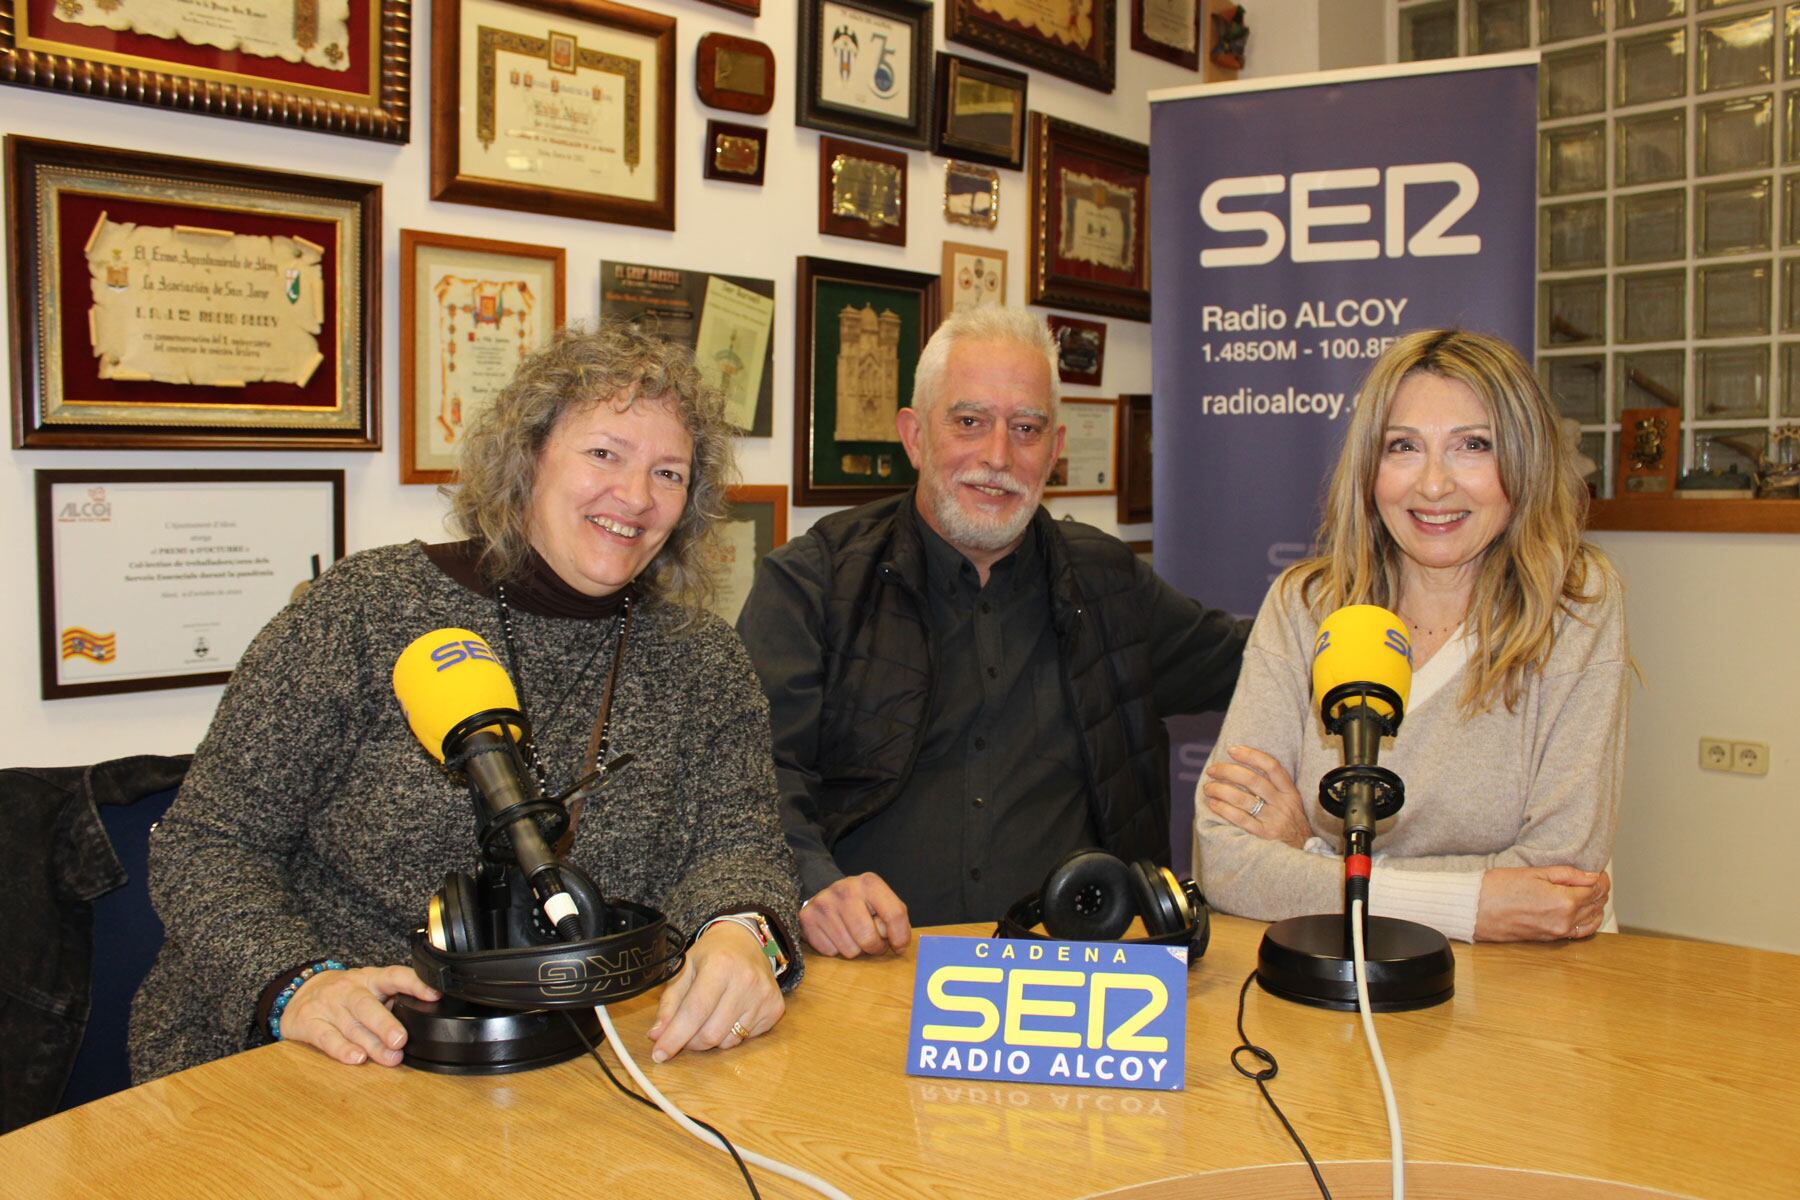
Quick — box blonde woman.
[1194,329,1628,943]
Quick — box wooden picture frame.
[796,0,933,150]
[692,0,759,14]
[600,261,777,436]
[36,468,345,699]
[1028,114,1150,322]
[794,255,940,507]
[1130,0,1200,70]
[0,0,410,141]
[946,0,1115,93]
[400,230,565,485]
[705,120,768,186]
[7,135,380,452]
[820,136,909,246]
[1116,392,1152,524]
[944,160,1000,228]
[430,0,676,230]
[940,241,1007,313]
[1045,395,1118,496]
[696,32,774,114]
[1047,315,1107,385]
[932,52,1027,170]
[709,484,789,624]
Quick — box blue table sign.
[904,935,1188,1091]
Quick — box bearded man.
[736,307,1249,955]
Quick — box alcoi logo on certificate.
[905,935,1188,1091]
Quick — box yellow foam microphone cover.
[1311,605,1413,721]
[392,628,523,761]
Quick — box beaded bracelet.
[268,959,348,1041]
[695,913,787,979]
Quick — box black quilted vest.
[808,493,1170,865]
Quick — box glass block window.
[1398,0,1794,497]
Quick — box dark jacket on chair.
[0,755,189,1132]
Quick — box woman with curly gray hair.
[131,325,802,1084]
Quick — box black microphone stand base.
[393,994,599,1075]
[1256,914,1455,1012]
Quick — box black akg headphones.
[996,848,1210,963]
[410,860,686,1010]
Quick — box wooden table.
[5,917,1796,1199]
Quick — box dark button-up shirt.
[825,519,1095,925]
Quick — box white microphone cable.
[1350,898,1405,1199]
[594,1004,854,1200]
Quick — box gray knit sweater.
[1194,575,1629,942]
[129,542,801,1082]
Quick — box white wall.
[0,1,1327,767]
[1590,532,1800,953]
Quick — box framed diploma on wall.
[7,136,380,451]
[1130,0,1200,70]
[430,0,676,230]
[1045,395,1118,496]
[400,230,565,485]
[796,0,933,150]
[35,469,346,699]
[794,255,940,507]
[708,484,788,624]
[932,52,1027,170]
[1028,114,1150,322]
[946,0,1115,93]
[0,0,411,140]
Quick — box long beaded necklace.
[493,581,631,793]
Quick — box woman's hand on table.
[649,921,784,1062]
[280,965,440,1067]
[1476,865,1610,942]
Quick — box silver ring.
[1247,797,1267,818]
[730,1020,750,1041]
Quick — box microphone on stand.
[393,628,588,943]
[1255,605,1455,1012]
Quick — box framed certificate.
[932,52,1027,170]
[430,0,676,230]
[820,136,909,246]
[946,0,1115,93]
[1131,0,1200,70]
[600,261,777,437]
[1028,114,1150,322]
[941,241,1006,313]
[795,255,940,507]
[400,230,565,485]
[7,135,380,451]
[1045,396,1118,496]
[1,0,410,140]
[797,0,932,150]
[708,484,788,624]
[35,469,345,699]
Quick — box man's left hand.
[648,921,783,1062]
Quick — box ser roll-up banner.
[1147,56,1539,873]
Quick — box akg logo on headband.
[429,638,501,671]
[537,945,658,998]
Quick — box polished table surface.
[4,916,1797,1199]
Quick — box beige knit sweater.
[1193,574,1629,942]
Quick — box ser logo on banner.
[1198,163,1480,267]
[906,935,1188,1092]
